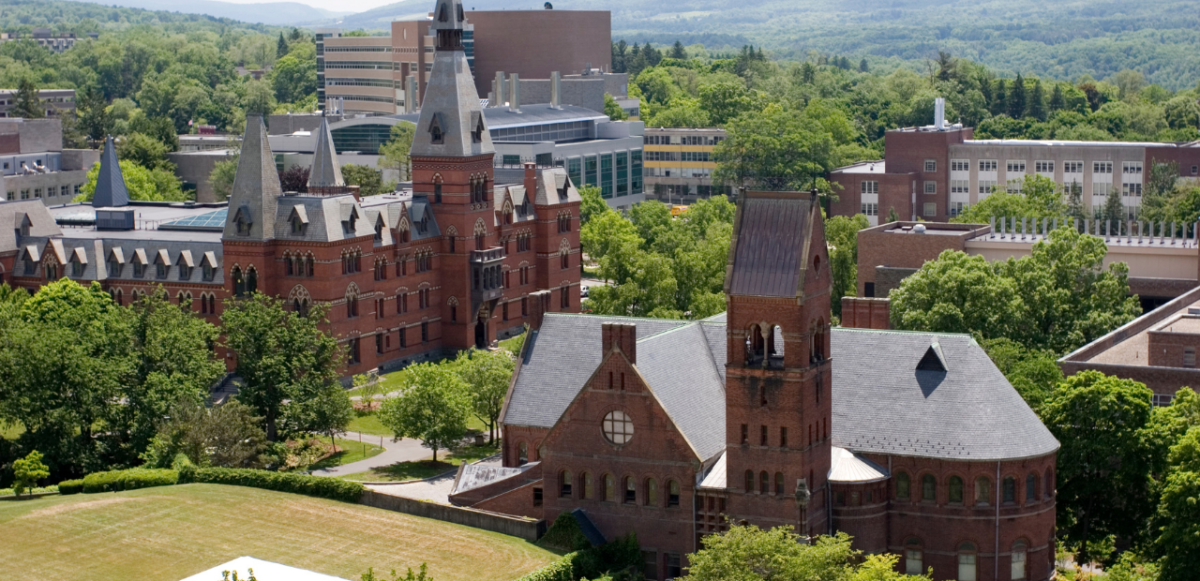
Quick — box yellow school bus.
[671,205,688,217]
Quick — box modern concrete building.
[855,219,1200,310]
[316,8,611,114]
[642,127,729,203]
[0,88,75,118]
[830,99,1200,225]
[0,118,96,207]
[0,30,87,54]
[448,189,1059,581]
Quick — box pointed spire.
[93,135,129,208]
[411,0,493,159]
[307,114,344,191]
[223,114,282,241]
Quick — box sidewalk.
[310,431,431,477]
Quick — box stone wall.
[360,489,545,542]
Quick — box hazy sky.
[220,0,403,13]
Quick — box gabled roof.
[273,195,374,242]
[92,136,130,208]
[831,328,1059,461]
[634,322,727,460]
[0,201,60,253]
[307,115,344,190]
[726,190,817,298]
[533,168,580,207]
[223,115,282,241]
[410,8,494,160]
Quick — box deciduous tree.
[455,349,515,443]
[378,362,470,462]
[12,450,49,497]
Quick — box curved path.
[310,431,431,477]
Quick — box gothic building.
[450,189,1059,581]
[0,0,581,375]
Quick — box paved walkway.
[310,431,431,477]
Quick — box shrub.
[190,467,363,503]
[515,534,641,581]
[0,485,57,497]
[513,552,579,581]
[58,480,84,495]
[82,469,178,493]
[539,512,592,552]
[172,453,197,481]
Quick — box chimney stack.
[602,322,637,364]
[405,75,417,113]
[550,71,561,109]
[509,73,520,113]
[528,290,551,330]
[494,71,506,107]
[934,97,945,130]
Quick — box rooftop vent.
[95,209,135,231]
[916,339,948,372]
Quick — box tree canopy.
[378,362,471,462]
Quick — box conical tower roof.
[411,0,494,159]
[93,135,130,208]
[306,115,344,191]
[223,114,282,241]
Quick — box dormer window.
[471,112,484,143]
[429,114,444,145]
[417,217,428,235]
[374,219,384,243]
[289,206,309,236]
[233,208,252,236]
[292,217,304,235]
[71,253,85,277]
[437,2,448,21]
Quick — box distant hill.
[329,0,1200,90]
[60,0,351,26]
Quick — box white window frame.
[950,180,970,194]
[979,160,997,172]
[924,181,937,195]
[1093,161,1113,175]
[1006,160,1026,174]
[1035,160,1054,174]
[923,202,937,217]
[861,180,879,195]
[951,159,969,172]
[924,159,937,173]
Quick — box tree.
[952,174,1066,225]
[222,295,344,441]
[343,163,385,197]
[1027,79,1046,121]
[80,159,186,202]
[378,362,471,462]
[979,338,1063,412]
[1040,371,1155,563]
[714,103,837,191]
[242,80,275,116]
[279,165,310,193]
[1008,74,1027,119]
[12,450,49,497]
[360,564,432,581]
[603,94,628,121]
[277,33,288,59]
[1158,426,1200,581]
[858,58,868,73]
[12,77,43,119]
[270,42,317,106]
[455,349,515,443]
[1049,84,1066,113]
[142,399,270,469]
[670,40,687,60]
[378,122,416,182]
[886,207,900,223]
[683,526,930,581]
[699,81,756,126]
[649,97,711,128]
[117,132,173,171]
[826,214,870,319]
[889,250,1021,339]
[78,86,110,144]
[578,185,610,227]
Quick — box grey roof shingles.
[727,192,814,298]
[92,136,130,208]
[634,322,726,460]
[223,115,282,241]
[410,8,494,160]
[307,115,345,190]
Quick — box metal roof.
[828,447,889,483]
[727,191,815,298]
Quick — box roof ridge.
[833,327,976,340]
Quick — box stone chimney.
[528,290,552,331]
[523,161,537,192]
[602,322,637,364]
[840,296,890,330]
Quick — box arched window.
[581,472,592,500]
[904,537,923,575]
[759,471,769,495]
[1026,473,1037,503]
[975,476,991,506]
[744,470,754,493]
[285,253,294,276]
[346,287,359,318]
[896,472,910,500]
[624,476,636,504]
[645,478,658,506]
[948,476,964,504]
[560,470,573,498]
[1045,469,1054,499]
[1011,540,1027,580]
[1002,476,1017,504]
[246,267,257,294]
[957,542,977,581]
[667,480,680,507]
[921,474,936,502]
[232,266,245,297]
[604,474,615,502]
[305,255,315,277]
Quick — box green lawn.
[340,444,500,483]
[350,412,490,438]
[308,436,385,471]
[0,483,556,581]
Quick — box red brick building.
[0,0,581,377]
[449,190,1059,581]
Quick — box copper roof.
[727,190,815,298]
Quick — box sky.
[211,0,402,13]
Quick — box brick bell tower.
[409,0,501,350]
[722,189,833,537]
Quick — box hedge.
[0,485,58,497]
[515,533,641,581]
[184,467,363,503]
[82,468,179,493]
[58,480,84,495]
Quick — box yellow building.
[643,127,730,202]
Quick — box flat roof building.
[0,118,97,207]
[642,127,729,203]
[0,88,75,118]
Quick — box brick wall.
[840,297,890,329]
[856,222,984,297]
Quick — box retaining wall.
[360,489,545,542]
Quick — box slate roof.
[273,195,374,242]
[0,201,60,253]
[533,168,581,207]
[223,115,283,241]
[505,314,1058,467]
[307,116,344,190]
[93,136,129,208]
[410,4,494,160]
[726,191,816,298]
[831,328,1059,461]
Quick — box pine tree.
[1049,84,1065,113]
[277,33,288,59]
[1102,189,1125,233]
[1027,79,1046,121]
[12,78,43,119]
[992,79,1007,117]
[859,58,868,72]
[1008,74,1027,119]
[671,40,686,60]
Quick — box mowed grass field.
[0,483,557,581]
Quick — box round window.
[602,410,634,445]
